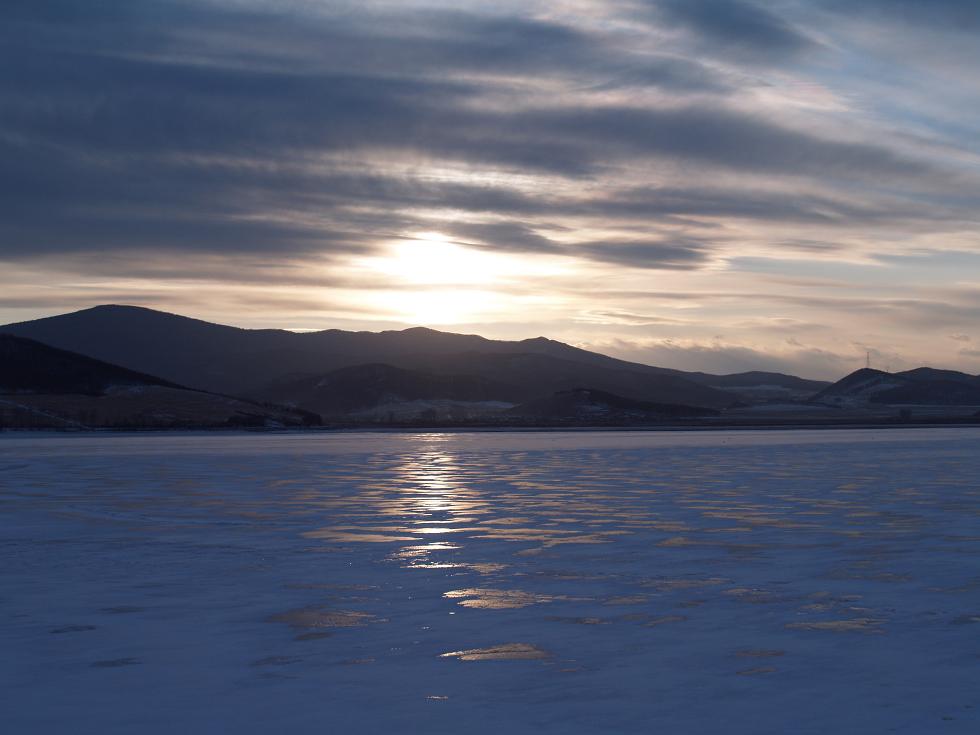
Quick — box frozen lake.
[2,429,979,733]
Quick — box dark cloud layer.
[649,0,816,62]
[819,0,980,29]
[577,239,713,270]
[0,0,977,329]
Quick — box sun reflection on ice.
[388,449,485,565]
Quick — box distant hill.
[1,305,737,409]
[814,367,980,406]
[256,363,520,417]
[393,352,734,408]
[683,370,829,402]
[873,380,980,405]
[812,368,902,402]
[0,334,318,429]
[894,367,979,386]
[254,355,740,418]
[507,388,719,422]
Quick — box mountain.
[811,368,901,403]
[0,334,318,429]
[682,370,830,403]
[255,354,735,418]
[507,388,719,423]
[389,352,733,408]
[873,380,980,405]
[814,367,980,406]
[256,363,519,417]
[1,305,736,409]
[894,367,979,385]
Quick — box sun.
[358,231,567,326]
[371,232,511,286]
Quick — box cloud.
[647,0,817,62]
[514,103,930,179]
[818,0,980,30]
[0,0,954,268]
[443,222,562,254]
[577,239,713,269]
[575,310,686,326]
[583,185,939,225]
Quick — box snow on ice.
[2,429,979,733]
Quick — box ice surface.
[2,428,979,733]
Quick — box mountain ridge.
[5,306,980,426]
[1,305,737,407]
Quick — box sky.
[2,0,980,379]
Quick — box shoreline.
[4,416,980,437]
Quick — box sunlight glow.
[356,232,570,326]
[364,235,505,324]
[379,288,501,325]
[370,233,514,286]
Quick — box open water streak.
[1,429,979,733]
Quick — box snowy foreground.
[2,429,979,734]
